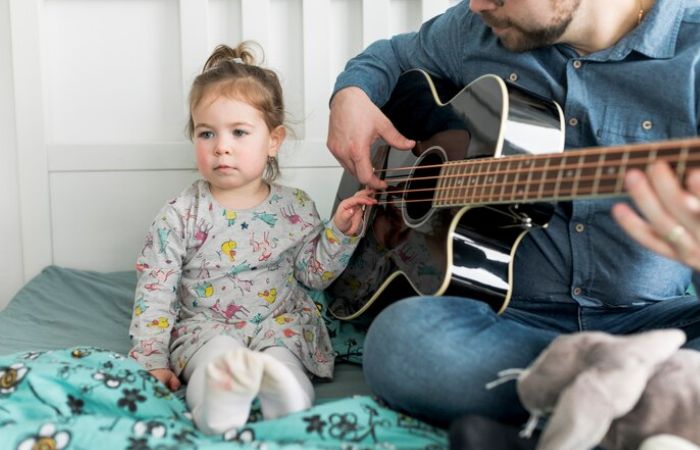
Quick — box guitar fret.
[570,154,584,198]
[446,163,457,206]
[457,162,468,204]
[538,157,550,199]
[592,152,606,196]
[446,162,457,206]
[435,166,446,207]
[656,146,686,181]
[676,146,689,181]
[464,162,475,206]
[493,159,506,202]
[574,152,600,198]
[468,161,479,205]
[471,161,484,204]
[553,154,567,200]
[453,162,463,205]
[486,160,497,203]
[510,159,523,201]
[595,150,623,195]
[647,147,658,173]
[614,150,630,194]
[499,159,511,203]
[523,159,535,201]
[560,155,579,199]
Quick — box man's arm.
[327,2,470,189]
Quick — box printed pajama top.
[128,180,359,378]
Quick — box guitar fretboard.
[434,138,700,207]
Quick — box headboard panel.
[2,0,457,308]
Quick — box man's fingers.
[377,116,415,150]
[351,152,386,190]
[612,203,675,260]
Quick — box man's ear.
[268,125,286,156]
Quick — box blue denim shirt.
[334,0,700,307]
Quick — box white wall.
[1,0,458,310]
[0,0,24,308]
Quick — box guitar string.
[377,152,700,189]
[370,152,700,207]
[372,138,700,178]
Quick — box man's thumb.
[379,120,415,150]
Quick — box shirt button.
[573,287,582,296]
[642,120,653,130]
[508,72,518,82]
[572,60,582,69]
[568,117,579,126]
[575,223,585,232]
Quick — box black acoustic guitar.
[327,68,700,321]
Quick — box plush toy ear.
[535,329,686,450]
[536,370,615,450]
[517,332,609,414]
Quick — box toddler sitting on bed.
[128,41,374,435]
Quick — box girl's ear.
[268,125,286,156]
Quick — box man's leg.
[363,296,559,425]
[588,296,700,351]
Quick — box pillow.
[0,266,366,363]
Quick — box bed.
[0,266,447,449]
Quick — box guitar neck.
[434,137,700,207]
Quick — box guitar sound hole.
[404,151,444,224]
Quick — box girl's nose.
[215,139,232,155]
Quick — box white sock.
[258,350,313,420]
[190,348,264,434]
[639,435,700,450]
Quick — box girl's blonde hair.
[187,41,284,182]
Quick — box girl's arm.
[293,190,374,290]
[128,205,185,371]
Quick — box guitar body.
[328,69,565,320]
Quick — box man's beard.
[481,6,576,52]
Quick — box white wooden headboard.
[0,0,458,308]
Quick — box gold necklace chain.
[637,0,645,25]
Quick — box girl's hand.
[612,161,700,270]
[333,189,377,236]
[149,368,182,391]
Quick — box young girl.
[128,42,375,435]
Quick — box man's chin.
[498,34,544,53]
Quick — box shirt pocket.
[595,105,695,146]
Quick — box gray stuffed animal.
[488,329,700,450]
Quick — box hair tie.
[232,57,244,64]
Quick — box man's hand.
[327,87,415,190]
[612,161,700,270]
[149,368,182,391]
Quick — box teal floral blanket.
[0,347,447,449]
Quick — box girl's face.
[192,93,284,200]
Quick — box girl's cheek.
[195,148,209,168]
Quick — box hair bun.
[202,42,260,72]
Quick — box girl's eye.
[233,129,248,137]
[198,131,214,139]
